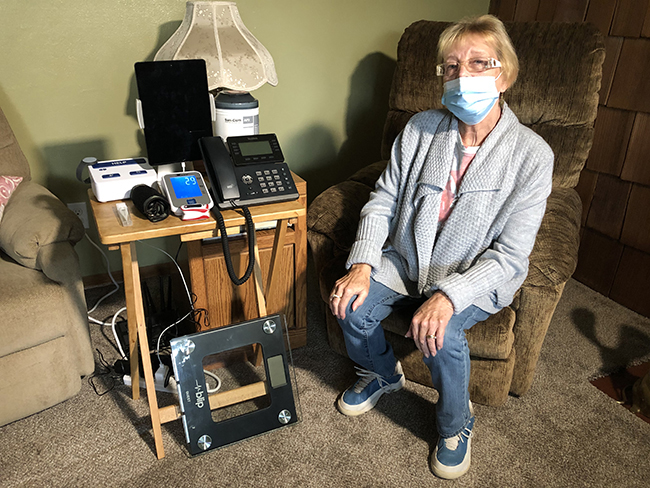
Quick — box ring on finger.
[426,334,437,339]
[330,294,342,301]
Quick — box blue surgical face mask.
[441,75,501,126]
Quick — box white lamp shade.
[154,1,278,91]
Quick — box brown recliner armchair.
[307,21,605,406]
[0,106,94,426]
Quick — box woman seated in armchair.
[328,14,553,480]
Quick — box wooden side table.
[88,173,306,459]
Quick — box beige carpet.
[2,259,650,487]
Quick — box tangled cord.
[87,237,211,396]
[87,349,123,396]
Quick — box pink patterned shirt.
[439,140,478,223]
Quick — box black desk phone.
[199,133,299,210]
[198,133,299,286]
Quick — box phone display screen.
[227,134,284,166]
[170,175,202,199]
[239,140,273,157]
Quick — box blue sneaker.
[431,414,475,479]
[337,361,405,416]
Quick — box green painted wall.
[0,0,488,279]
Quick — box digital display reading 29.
[170,175,202,199]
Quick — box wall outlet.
[67,202,90,228]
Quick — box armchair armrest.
[524,186,582,288]
[0,180,84,275]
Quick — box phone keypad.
[212,161,298,209]
[247,166,293,195]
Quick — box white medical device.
[86,158,158,203]
[160,171,213,220]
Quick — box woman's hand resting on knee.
[406,292,454,358]
[329,264,372,320]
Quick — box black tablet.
[134,59,213,166]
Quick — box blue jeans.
[337,278,490,438]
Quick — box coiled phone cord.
[214,203,256,285]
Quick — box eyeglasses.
[436,58,502,77]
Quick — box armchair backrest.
[381,20,605,189]
[0,106,30,180]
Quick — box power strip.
[123,365,178,396]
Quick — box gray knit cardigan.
[346,103,554,314]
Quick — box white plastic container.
[214,91,259,140]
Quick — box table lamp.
[154,1,278,140]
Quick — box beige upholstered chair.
[0,106,94,426]
[307,21,605,406]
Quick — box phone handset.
[199,136,255,286]
[198,136,240,203]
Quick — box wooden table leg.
[251,229,267,319]
[121,243,140,401]
[247,231,266,366]
[247,219,289,366]
[266,219,288,293]
[120,241,166,459]
[251,218,288,317]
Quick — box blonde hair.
[437,15,519,87]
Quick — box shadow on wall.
[42,139,108,203]
[40,24,181,205]
[298,52,396,201]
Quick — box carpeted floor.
[1,258,650,487]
